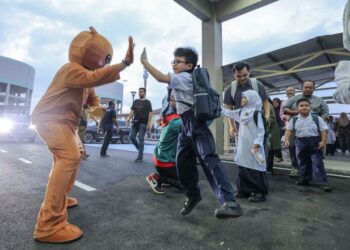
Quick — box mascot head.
[69,26,113,70]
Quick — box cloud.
[0,0,346,114]
[222,0,345,64]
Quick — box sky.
[0,0,348,114]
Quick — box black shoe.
[320,183,332,192]
[296,180,309,186]
[235,192,250,198]
[248,193,266,202]
[100,154,110,158]
[180,196,202,216]
[215,201,243,219]
[134,157,143,162]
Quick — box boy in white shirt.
[285,98,332,192]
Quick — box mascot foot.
[67,197,78,209]
[35,224,83,244]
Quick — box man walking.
[223,61,270,138]
[100,101,119,157]
[127,87,153,162]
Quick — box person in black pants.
[100,101,119,157]
[141,46,242,219]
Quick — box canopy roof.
[222,33,350,94]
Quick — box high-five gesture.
[141,47,148,64]
[124,36,135,65]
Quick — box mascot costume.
[31,27,134,243]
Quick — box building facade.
[0,56,35,115]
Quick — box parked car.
[84,120,130,144]
[0,114,36,142]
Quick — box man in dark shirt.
[100,101,119,157]
[127,87,153,162]
[223,61,270,138]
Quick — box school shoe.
[235,192,250,198]
[296,180,310,186]
[215,201,243,219]
[100,154,109,158]
[320,183,332,192]
[289,167,298,178]
[180,196,202,215]
[82,154,90,160]
[134,157,143,162]
[248,193,266,202]
[274,157,284,162]
[146,173,164,194]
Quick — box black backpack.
[191,67,221,121]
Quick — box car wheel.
[121,134,130,144]
[84,131,95,144]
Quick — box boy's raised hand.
[124,36,135,65]
[141,47,148,64]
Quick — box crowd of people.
[30,3,350,241]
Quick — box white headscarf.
[240,90,262,124]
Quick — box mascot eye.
[105,55,112,64]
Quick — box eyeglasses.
[171,60,187,65]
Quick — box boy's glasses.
[171,60,187,65]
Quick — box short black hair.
[139,87,146,92]
[302,80,315,87]
[108,101,115,107]
[233,61,250,72]
[83,104,89,109]
[296,98,310,107]
[174,47,198,71]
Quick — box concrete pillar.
[202,10,224,154]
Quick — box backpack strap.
[311,114,320,133]
[292,116,298,133]
[231,80,237,100]
[231,78,259,100]
[293,115,320,133]
[250,78,259,93]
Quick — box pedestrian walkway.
[87,142,350,176]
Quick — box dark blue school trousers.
[295,136,328,184]
[176,111,235,204]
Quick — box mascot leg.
[34,123,83,243]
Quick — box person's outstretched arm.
[141,48,170,83]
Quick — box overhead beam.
[173,0,212,21]
[316,37,336,71]
[215,0,278,22]
[266,53,304,83]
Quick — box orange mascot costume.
[31,27,134,243]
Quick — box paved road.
[0,141,349,250]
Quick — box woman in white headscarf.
[221,90,268,202]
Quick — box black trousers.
[176,111,235,204]
[100,128,113,156]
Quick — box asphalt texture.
[0,140,349,250]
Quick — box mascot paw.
[67,197,79,209]
[35,224,83,243]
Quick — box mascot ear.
[89,26,97,35]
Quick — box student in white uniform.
[221,90,268,202]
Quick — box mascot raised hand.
[31,27,134,243]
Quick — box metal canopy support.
[251,48,350,80]
[173,0,279,153]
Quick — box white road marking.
[74,180,97,192]
[0,149,7,153]
[18,158,32,164]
